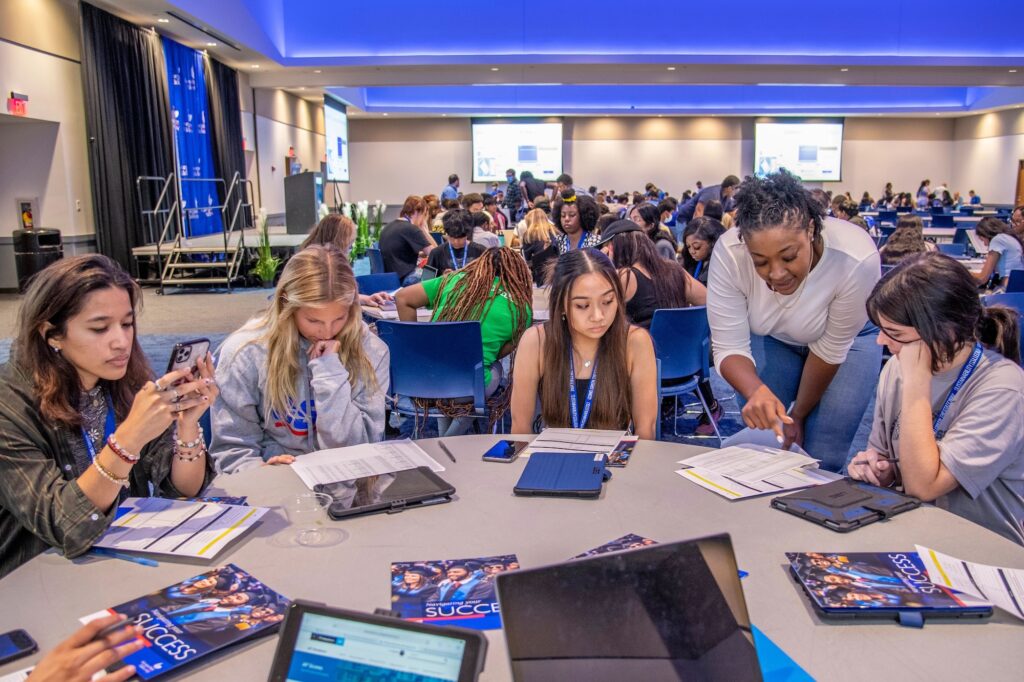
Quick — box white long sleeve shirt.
[707,217,880,372]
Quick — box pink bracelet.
[107,434,140,464]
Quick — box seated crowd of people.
[1,170,1022,660]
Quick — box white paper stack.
[290,439,445,490]
[676,444,841,500]
[523,428,627,457]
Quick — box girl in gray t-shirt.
[849,252,1024,546]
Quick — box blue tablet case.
[513,452,610,498]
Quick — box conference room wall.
[952,109,1024,205]
[252,88,326,214]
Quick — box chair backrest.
[367,248,385,274]
[983,292,1024,314]
[937,242,966,257]
[877,210,898,225]
[648,307,710,381]
[931,214,955,227]
[356,272,400,295]
[375,321,486,407]
[959,206,974,215]
[880,225,896,237]
[432,232,445,246]
[1005,270,1024,294]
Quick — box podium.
[284,171,323,235]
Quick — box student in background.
[520,207,559,286]
[967,190,981,205]
[303,213,393,307]
[552,190,601,254]
[0,256,216,578]
[423,194,443,232]
[519,170,547,203]
[879,214,936,265]
[483,194,508,231]
[441,174,459,202]
[972,216,1024,288]
[677,174,741,223]
[379,196,433,286]
[511,249,658,439]
[628,202,678,260]
[1010,205,1024,243]
[213,246,389,473]
[471,209,501,249]
[707,171,881,471]
[682,216,727,285]
[599,222,717,434]
[396,248,533,436]
[426,208,487,275]
[849,253,1024,545]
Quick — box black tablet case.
[316,466,455,519]
[770,478,920,532]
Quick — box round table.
[1,435,1022,680]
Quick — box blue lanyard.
[933,342,983,435]
[576,231,590,250]
[81,393,117,462]
[568,350,598,430]
[448,243,468,269]
[693,261,703,280]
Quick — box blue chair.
[432,232,445,245]
[1006,270,1024,294]
[356,272,400,296]
[984,292,1024,313]
[931,214,956,228]
[937,242,966,257]
[649,307,720,443]
[376,320,493,438]
[959,206,975,215]
[877,210,898,226]
[896,206,913,213]
[367,248,385,274]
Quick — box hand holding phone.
[482,440,529,463]
[166,338,211,379]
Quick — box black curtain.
[205,57,247,222]
[80,2,174,268]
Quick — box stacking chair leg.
[694,388,723,447]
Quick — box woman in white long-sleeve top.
[706,171,881,472]
[211,245,390,473]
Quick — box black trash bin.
[13,228,63,292]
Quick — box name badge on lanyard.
[448,243,468,269]
[81,393,117,462]
[569,350,598,430]
[933,342,983,437]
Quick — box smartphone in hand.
[166,338,211,382]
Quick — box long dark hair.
[608,231,688,310]
[880,214,928,265]
[12,255,152,428]
[680,217,726,272]
[867,252,1020,370]
[630,203,677,249]
[976,216,1024,252]
[541,249,631,430]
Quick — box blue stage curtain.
[162,37,223,237]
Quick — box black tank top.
[624,267,659,329]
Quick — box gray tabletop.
[2,435,1023,680]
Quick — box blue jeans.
[401,271,422,286]
[743,324,881,472]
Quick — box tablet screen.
[282,611,467,682]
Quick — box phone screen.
[0,630,35,664]
[483,440,529,461]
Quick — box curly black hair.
[552,189,599,234]
[734,170,824,241]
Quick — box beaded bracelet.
[175,433,204,450]
[107,434,140,464]
[174,445,206,463]
[93,459,130,487]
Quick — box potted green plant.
[253,209,280,287]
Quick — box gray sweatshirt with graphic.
[210,322,390,473]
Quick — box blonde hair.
[522,208,556,244]
[247,245,376,420]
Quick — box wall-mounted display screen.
[471,120,563,183]
[754,120,844,182]
[324,96,349,182]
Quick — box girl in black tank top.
[623,267,659,329]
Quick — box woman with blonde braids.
[211,245,390,472]
[395,247,533,435]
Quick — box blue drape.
[163,37,222,237]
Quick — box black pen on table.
[438,440,457,463]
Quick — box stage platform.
[131,226,306,257]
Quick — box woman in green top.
[395,248,534,435]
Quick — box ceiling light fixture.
[251,64,259,69]
[1011,69,1018,73]
[667,67,676,71]
[491,67,500,71]
[314,69,322,74]
[157,18,170,23]
[206,42,217,47]
[840,68,849,72]
[382,112,389,116]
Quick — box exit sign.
[7,92,27,117]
